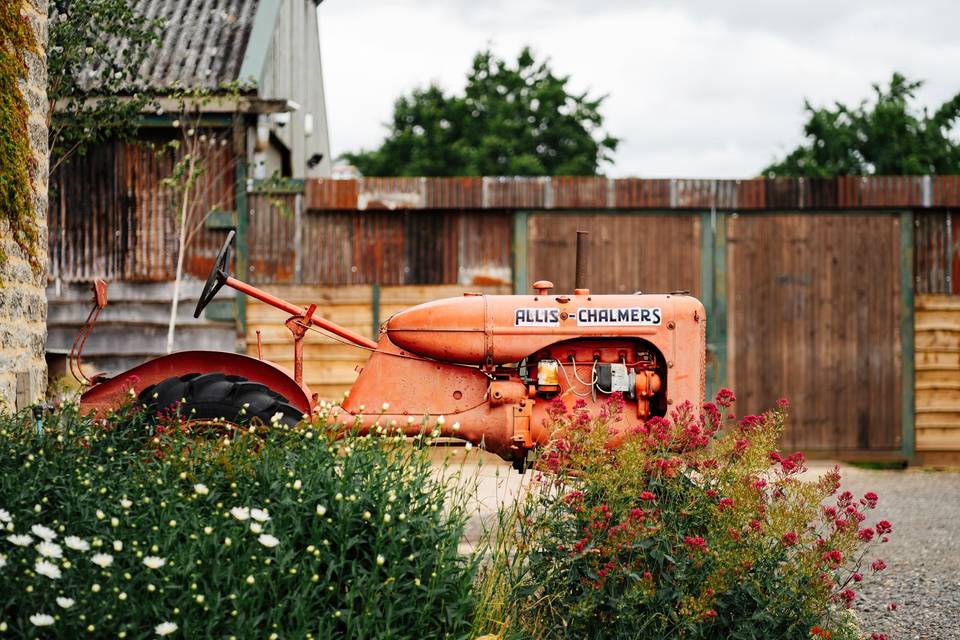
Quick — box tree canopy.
[764,72,960,177]
[341,47,619,177]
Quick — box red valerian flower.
[871,634,888,640]
[640,491,656,501]
[888,602,897,611]
[718,497,735,511]
[776,397,790,409]
[871,559,887,572]
[875,520,892,535]
[715,388,736,408]
[837,491,854,507]
[839,589,856,606]
[858,527,875,542]
[683,535,708,553]
[853,572,863,582]
[862,491,879,508]
[782,532,798,546]
[821,550,843,567]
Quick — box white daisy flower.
[270,411,284,424]
[249,523,263,534]
[30,524,56,541]
[249,508,270,522]
[436,415,445,425]
[376,554,385,566]
[465,442,473,450]
[316,504,327,517]
[193,483,209,496]
[142,556,166,569]
[257,534,279,548]
[113,540,123,552]
[36,541,63,559]
[0,553,6,569]
[64,536,90,552]
[29,613,54,627]
[7,533,32,546]
[292,480,302,490]
[381,402,390,411]
[56,596,74,609]
[90,553,113,568]
[155,621,178,636]
[0,508,10,523]
[120,498,132,509]
[35,560,62,580]
[230,507,250,521]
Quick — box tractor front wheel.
[137,372,304,429]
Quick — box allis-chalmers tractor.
[77,231,706,470]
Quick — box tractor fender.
[79,351,313,417]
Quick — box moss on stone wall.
[0,0,39,270]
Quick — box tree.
[160,90,237,353]
[764,72,960,177]
[48,0,162,174]
[342,47,619,176]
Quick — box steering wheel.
[194,230,235,318]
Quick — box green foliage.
[48,0,162,172]
[476,392,891,640]
[0,0,38,268]
[342,47,619,176]
[764,72,960,177]
[0,403,477,638]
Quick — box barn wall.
[726,213,903,454]
[49,135,236,284]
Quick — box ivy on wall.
[0,0,39,269]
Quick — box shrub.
[476,391,891,640]
[0,400,477,638]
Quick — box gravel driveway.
[829,465,960,640]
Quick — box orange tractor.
[78,232,706,470]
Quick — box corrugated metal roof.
[83,0,259,92]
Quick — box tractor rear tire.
[138,372,304,428]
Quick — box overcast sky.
[317,0,959,178]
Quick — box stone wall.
[0,0,47,409]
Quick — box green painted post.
[899,211,916,461]
[700,211,716,398]
[700,210,728,399]
[712,211,728,395]
[371,282,381,340]
[234,119,249,349]
[512,211,529,294]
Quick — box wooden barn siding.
[245,284,510,399]
[914,211,957,295]
[248,192,513,286]
[49,135,236,283]
[46,281,236,378]
[915,294,960,452]
[727,213,902,453]
[526,213,702,295]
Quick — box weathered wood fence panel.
[727,214,902,454]
[245,284,510,400]
[526,213,701,295]
[915,294,960,456]
[247,193,513,287]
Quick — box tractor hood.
[385,292,704,365]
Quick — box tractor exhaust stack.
[575,230,589,293]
